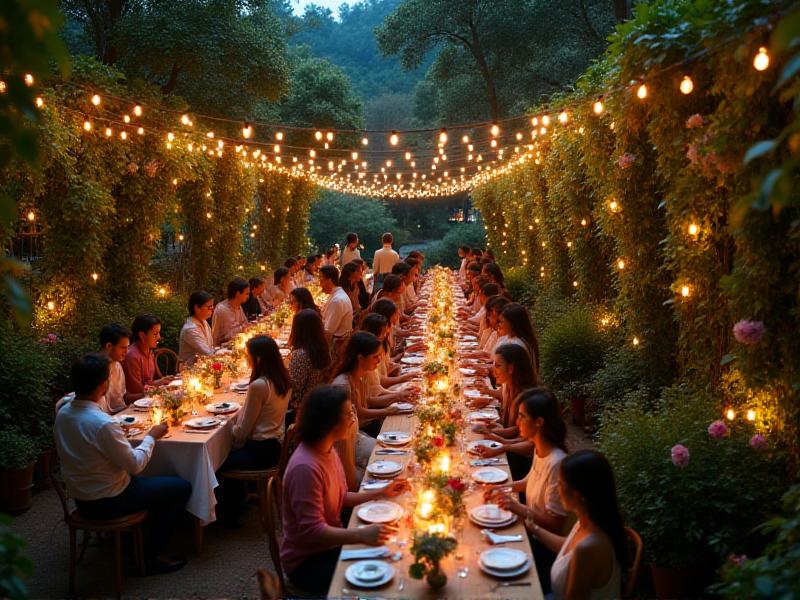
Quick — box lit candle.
[439,453,450,474]
[152,406,163,425]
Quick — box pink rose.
[707,420,729,439]
[127,162,139,174]
[671,444,690,468]
[446,478,465,492]
[686,114,704,129]
[47,333,57,342]
[750,434,767,450]
[617,152,636,169]
[733,320,766,345]
[144,160,159,178]
[211,362,223,371]
[433,435,445,448]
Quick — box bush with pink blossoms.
[616,152,636,169]
[733,320,766,345]
[670,443,690,467]
[686,113,704,129]
[708,419,729,439]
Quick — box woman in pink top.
[123,314,172,401]
[280,385,407,595]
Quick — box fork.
[490,580,532,592]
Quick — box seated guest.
[99,323,131,413]
[350,258,371,310]
[280,385,407,595]
[486,388,569,593]
[123,314,172,401]
[499,303,541,373]
[303,254,321,282]
[319,265,353,352]
[243,277,267,319]
[287,309,331,423]
[222,335,291,523]
[264,267,292,308]
[178,291,215,367]
[537,451,626,600]
[483,261,506,290]
[372,273,405,309]
[458,245,470,281]
[211,277,250,346]
[339,262,362,323]
[289,287,320,315]
[331,332,400,489]
[293,256,307,287]
[284,258,299,291]
[55,353,191,574]
[359,314,415,407]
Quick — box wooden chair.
[278,423,298,478]
[154,347,181,376]
[263,476,309,598]
[50,471,147,598]
[624,526,644,598]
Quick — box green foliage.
[423,222,486,268]
[409,531,456,579]
[589,344,663,408]
[0,431,39,470]
[502,266,538,309]
[598,384,786,569]
[715,483,800,599]
[0,514,32,599]
[539,306,608,392]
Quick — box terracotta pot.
[0,464,36,514]
[569,394,587,426]
[650,564,710,599]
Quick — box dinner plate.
[377,431,412,446]
[459,367,477,376]
[184,416,220,429]
[471,504,513,523]
[472,467,509,484]
[357,501,403,524]
[231,382,249,392]
[167,379,183,388]
[468,409,500,422]
[393,402,414,413]
[205,401,240,415]
[467,439,503,454]
[114,415,139,427]
[478,555,532,579]
[462,335,478,341]
[366,460,403,477]
[463,389,486,398]
[480,547,529,571]
[400,355,425,365]
[458,341,479,348]
[133,397,157,409]
[344,560,395,588]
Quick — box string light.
[617,259,626,270]
[326,131,334,142]
[632,336,640,346]
[490,123,500,137]
[46,301,55,311]
[27,211,35,221]
[389,131,399,146]
[726,408,735,421]
[133,105,142,117]
[35,97,44,108]
[580,218,588,226]
[462,135,469,144]
[181,114,190,125]
[558,111,569,124]
[361,136,369,146]
[681,285,690,297]
[593,99,604,115]
[83,120,92,131]
[439,129,448,144]
[688,223,699,236]
[609,199,619,212]
[91,272,99,282]
[636,84,648,99]
[91,94,101,106]
[680,75,694,94]
[747,409,756,421]
[753,47,769,71]
[24,74,34,86]
[314,131,323,141]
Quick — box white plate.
[231,382,249,392]
[480,547,529,571]
[184,416,220,429]
[468,440,503,454]
[462,335,478,341]
[472,467,509,484]
[393,402,414,413]
[114,415,139,426]
[133,398,157,409]
[469,513,518,529]
[344,560,395,588]
[459,367,477,376]
[400,355,425,365]
[479,556,532,579]
[205,401,240,415]
[470,504,514,524]
[167,379,183,388]
[463,389,486,398]
[357,501,403,524]
[366,460,403,477]
[377,431,412,446]
[279,348,290,357]
[468,410,500,422]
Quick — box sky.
[292,0,353,18]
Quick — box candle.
[439,453,450,473]
[152,406,163,425]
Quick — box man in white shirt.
[371,232,400,293]
[211,277,250,346]
[54,354,191,575]
[99,323,131,413]
[341,232,361,266]
[319,265,353,352]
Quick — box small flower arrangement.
[414,431,440,465]
[409,531,456,589]
[153,387,185,425]
[424,472,467,519]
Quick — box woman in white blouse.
[178,291,215,367]
[221,335,291,523]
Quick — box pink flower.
[733,320,766,345]
[686,114,704,129]
[433,435,445,448]
[671,444,690,468]
[446,478,465,493]
[708,420,729,439]
[728,553,748,566]
[47,333,57,342]
[127,162,139,174]
[686,143,700,165]
[750,434,767,450]
[211,362,223,371]
[617,152,636,169]
[144,160,159,178]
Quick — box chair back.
[278,423,298,477]
[154,347,180,376]
[623,526,643,598]
[49,469,72,522]
[264,476,286,595]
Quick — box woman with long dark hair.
[287,309,331,424]
[499,302,541,375]
[178,291,215,366]
[360,314,416,407]
[367,300,418,385]
[339,261,362,323]
[535,450,627,600]
[289,287,319,315]
[486,387,569,593]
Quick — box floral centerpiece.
[409,532,456,589]
[152,387,186,425]
[424,473,467,520]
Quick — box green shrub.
[503,266,538,308]
[598,384,786,570]
[715,483,800,599]
[424,222,487,268]
[540,305,608,392]
[0,431,39,470]
[589,344,665,407]
[0,514,32,599]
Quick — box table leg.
[194,517,204,554]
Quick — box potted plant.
[409,531,456,589]
[0,431,40,514]
[598,384,786,598]
[540,306,607,424]
[0,513,32,599]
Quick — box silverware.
[491,580,532,591]
[397,576,405,592]
[181,429,213,434]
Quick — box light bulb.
[35,97,44,108]
[541,115,551,126]
[389,131,399,145]
[558,111,569,124]
[573,280,578,288]
[27,211,35,221]
[681,285,690,297]
[24,74,34,86]
[361,136,369,146]
[181,114,190,125]
[91,94,101,106]
[120,131,127,140]
[326,131,334,141]
[637,84,648,99]
[133,105,142,117]
[167,132,174,142]
[609,200,619,211]
[314,131,323,141]
[680,75,694,95]
[490,123,500,137]
[46,301,55,311]
[726,408,735,421]
[753,47,769,71]
[688,223,699,236]
[276,131,284,141]
[462,135,469,143]
[123,115,130,123]
[580,218,588,226]
[617,259,625,270]
[405,151,412,160]
[104,127,112,137]
[242,124,252,139]
[747,409,756,421]
[439,129,448,144]
[593,100,604,115]
[137,127,144,135]
[632,336,640,346]
[91,272,98,282]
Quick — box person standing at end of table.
[55,353,191,575]
[319,265,353,356]
[178,291,215,367]
[340,232,361,266]
[211,277,250,346]
[371,232,399,294]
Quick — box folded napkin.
[340,547,390,561]
[481,529,524,545]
